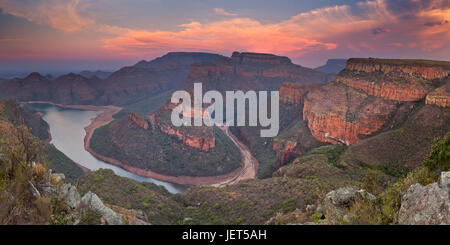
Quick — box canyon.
[304,58,450,146]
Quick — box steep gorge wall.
[303,58,450,145]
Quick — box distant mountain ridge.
[0,52,224,106]
[79,70,113,79]
[315,59,347,74]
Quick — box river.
[31,103,188,194]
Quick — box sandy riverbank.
[26,101,257,186]
[82,107,257,186]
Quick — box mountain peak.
[231,51,292,65]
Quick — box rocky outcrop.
[183,51,330,93]
[323,187,376,224]
[303,83,397,145]
[334,58,450,102]
[398,177,449,225]
[128,113,149,130]
[106,204,149,225]
[272,139,301,165]
[279,82,323,105]
[426,81,450,107]
[80,191,124,225]
[335,75,432,101]
[345,58,450,80]
[303,58,450,145]
[159,124,215,152]
[59,183,81,209]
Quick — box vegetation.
[113,90,175,119]
[422,132,450,172]
[341,132,448,225]
[90,117,241,177]
[0,125,69,224]
[77,169,183,225]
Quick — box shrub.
[422,132,449,172]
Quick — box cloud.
[0,0,449,66]
[0,0,95,32]
[372,27,391,34]
[213,8,237,17]
[424,19,448,26]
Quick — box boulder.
[324,187,375,224]
[59,183,81,209]
[398,183,449,225]
[80,191,124,225]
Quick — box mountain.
[314,59,347,74]
[79,70,113,79]
[303,58,450,168]
[0,52,224,106]
[99,52,224,105]
[0,100,84,182]
[179,51,331,92]
[88,51,332,181]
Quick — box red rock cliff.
[279,82,324,104]
[128,113,149,130]
[426,81,450,108]
[159,124,215,152]
[334,58,450,102]
[303,83,397,145]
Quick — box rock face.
[80,191,124,225]
[398,181,449,225]
[323,187,375,224]
[345,58,450,79]
[279,82,324,105]
[334,58,450,101]
[426,81,450,108]
[272,140,301,165]
[304,83,397,145]
[128,113,149,130]
[159,124,215,152]
[59,183,81,209]
[182,51,330,93]
[303,58,450,145]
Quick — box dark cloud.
[424,20,449,26]
[385,0,449,15]
[372,27,391,35]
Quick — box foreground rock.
[398,172,450,225]
[80,191,124,225]
[323,187,375,224]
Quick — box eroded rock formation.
[279,82,323,105]
[426,81,450,108]
[303,58,450,145]
[303,83,397,145]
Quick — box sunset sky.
[0,0,449,73]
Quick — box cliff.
[182,51,330,93]
[279,82,324,105]
[303,82,397,145]
[334,58,450,102]
[128,113,149,130]
[426,80,450,107]
[159,124,215,152]
[304,58,450,145]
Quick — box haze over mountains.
[0,52,224,106]
[0,50,449,225]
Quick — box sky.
[0,0,449,74]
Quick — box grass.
[113,90,174,119]
[90,116,241,177]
